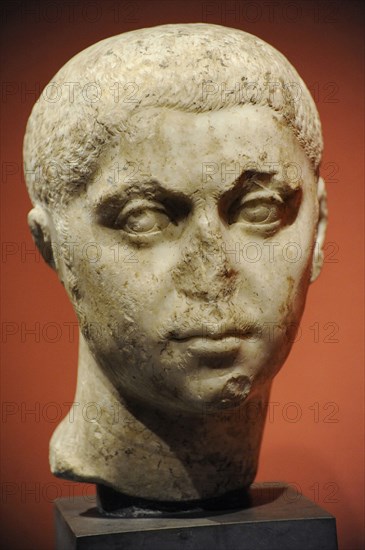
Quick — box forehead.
[93,104,311,194]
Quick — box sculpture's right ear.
[28,205,57,271]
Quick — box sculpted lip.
[169,328,251,356]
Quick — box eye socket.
[95,192,191,241]
[115,207,171,234]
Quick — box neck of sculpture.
[49,331,271,502]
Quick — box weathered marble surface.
[23,24,326,504]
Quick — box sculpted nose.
[172,208,239,301]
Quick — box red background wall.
[1,1,363,548]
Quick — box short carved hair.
[23,23,323,209]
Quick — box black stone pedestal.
[54,482,338,550]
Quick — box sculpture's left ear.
[310,177,328,282]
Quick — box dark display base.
[54,482,338,550]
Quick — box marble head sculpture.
[23,23,327,511]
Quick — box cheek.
[73,253,167,339]
[269,206,317,316]
[241,237,313,328]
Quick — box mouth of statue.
[169,329,252,361]
[174,335,243,355]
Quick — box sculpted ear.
[28,205,57,271]
[311,177,328,283]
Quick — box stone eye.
[227,189,286,231]
[116,208,170,234]
[237,199,284,224]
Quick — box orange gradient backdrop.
[1,1,363,549]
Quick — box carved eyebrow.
[232,170,277,189]
[91,179,190,210]
[221,169,301,198]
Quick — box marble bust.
[23,23,327,513]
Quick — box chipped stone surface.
[23,24,326,503]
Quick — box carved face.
[52,105,319,414]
